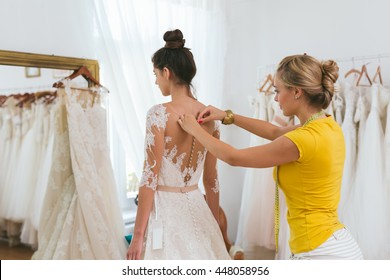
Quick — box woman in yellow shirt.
[178,54,363,259]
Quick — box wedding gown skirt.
[32,85,127,259]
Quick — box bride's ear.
[163,67,171,79]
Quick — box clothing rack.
[334,53,390,64]
[257,53,390,73]
[0,91,57,108]
[0,84,55,96]
[257,53,390,88]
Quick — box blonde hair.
[276,54,339,109]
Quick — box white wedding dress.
[352,84,389,259]
[32,82,127,259]
[338,82,359,223]
[235,94,276,252]
[140,104,230,260]
[341,86,370,241]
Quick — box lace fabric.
[32,81,127,259]
[140,104,220,190]
[139,104,229,259]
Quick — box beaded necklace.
[302,111,326,126]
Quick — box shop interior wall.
[222,0,390,241]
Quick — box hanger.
[355,64,372,87]
[13,92,32,108]
[53,66,109,93]
[15,92,36,108]
[258,74,274,95]
[35,91,58,104]
[344,68,361,78]
[0,95,7,107]
[372,66,383,85]
[344,57,361,81]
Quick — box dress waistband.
[156,184,198,193]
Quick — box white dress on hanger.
[338,82,359,223]
[20,100,58,247]
[342,87,370,240]
[235,94,276,253]
[324,95,335,118]
[31,101,57,231]
[140,104,230,260]
[384,87,390,257]
[353,84,389,259]
[0,103,12,233]
[268,97,292,260]
[0,100,15,213]
[0,102,23,220]
[7,104,39,222]
[32,82,127,259]
[333,83,345,126]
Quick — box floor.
[0,241,275,260]
[0,239,35,260]
[243,245,275,260]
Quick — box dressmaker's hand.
[126,236,143,260]
[197,105,226,124]
[178,114,200,136]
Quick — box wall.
[0,0,98,58]
[222,0,390,241]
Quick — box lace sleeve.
[203,124,221,220]
[213,120,220,139]
[203,122,221,194]
[139,104,168,191]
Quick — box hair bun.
[163,29,185,49]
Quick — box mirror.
[0,50,100,95]
[0,50,100,251]
[0,49,99,79]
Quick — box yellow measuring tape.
[274,166,280,252]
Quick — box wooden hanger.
[35,91,58,104]
[35,90,54,99]
[372,66,383,85]
[15,92,35,108]
[258,74,274,94]
[53,66,109,92]
[0,95,7,107]
[344,68,361,78]
[355,65,372,87]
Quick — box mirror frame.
[0,49,100,82]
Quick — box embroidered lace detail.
[164,144,186,171]
[139,160,158,191]
[145,104,168,149]
[32,84,127,259]
[213,121,220,136]
[212,178,220,193]
[140,105,169,190]
[197,150,206,164]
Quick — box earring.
[295,96,300,100]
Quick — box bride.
[126,29,230,260]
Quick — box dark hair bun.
[164,29,185,49]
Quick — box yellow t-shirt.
[276,116,345,254]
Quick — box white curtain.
[93,0,227,189]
